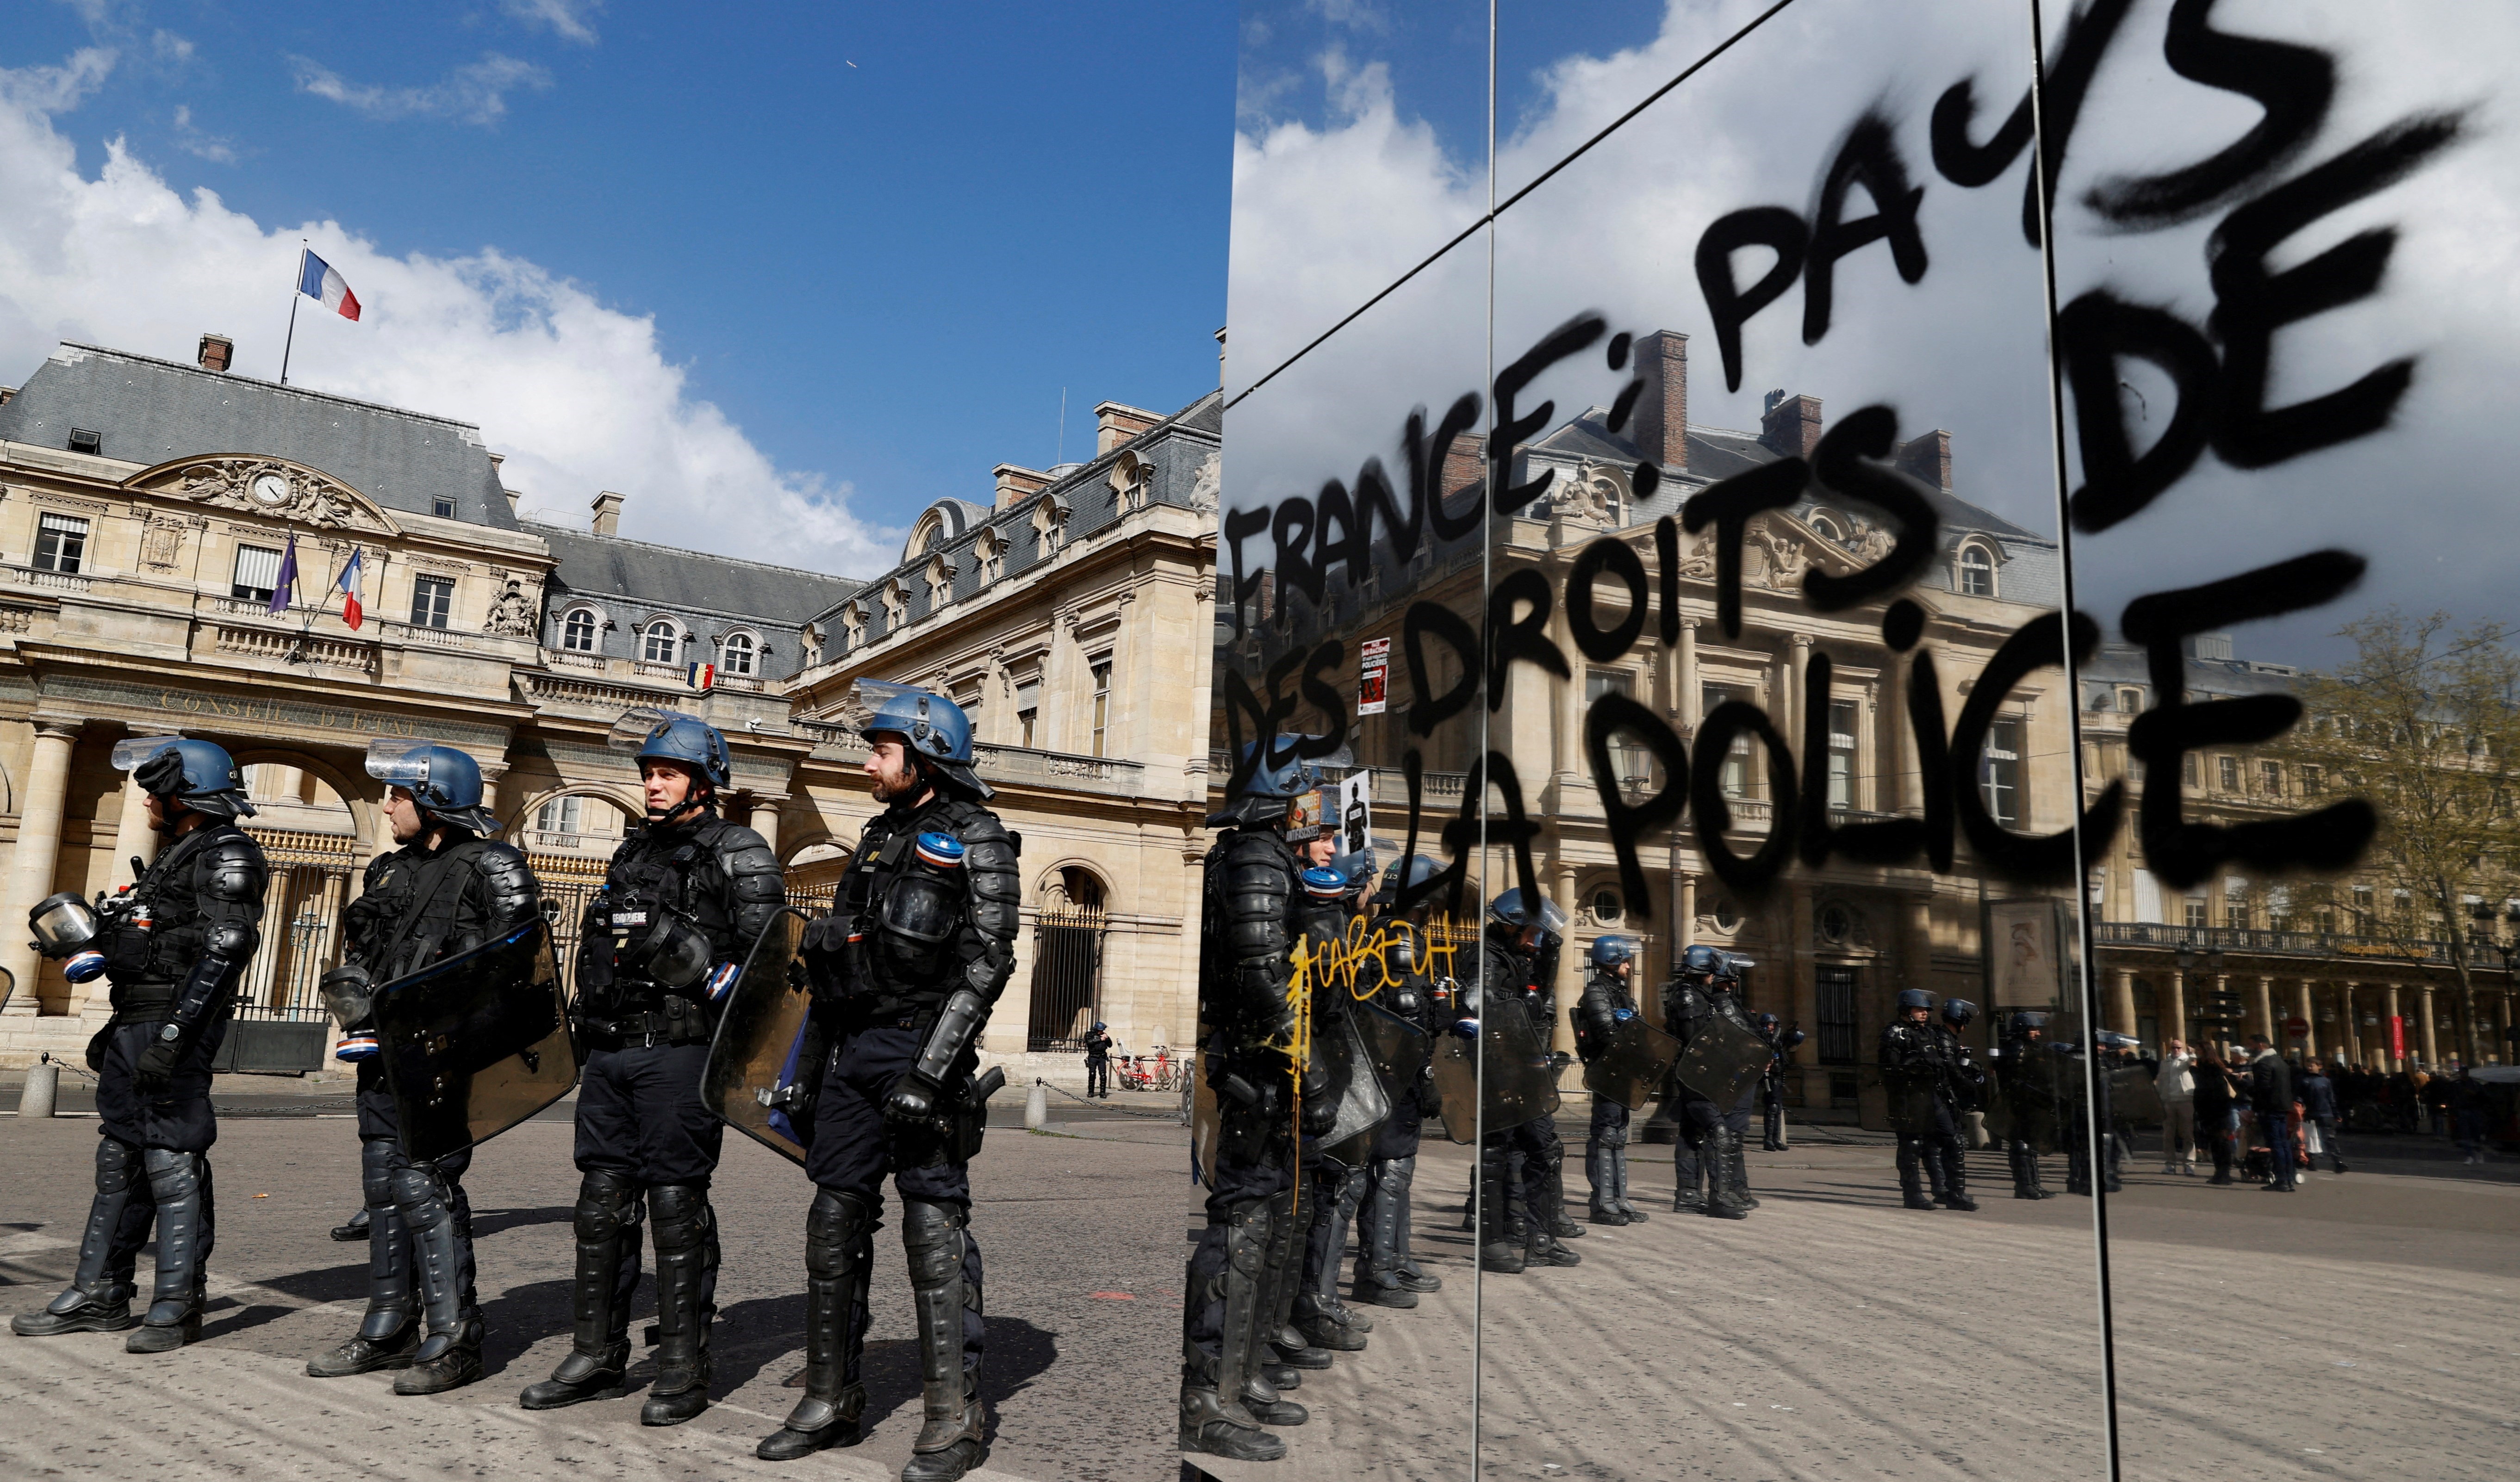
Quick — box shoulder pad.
[201,834,268,904]
[471,842,543,925]
[711,824,786,901]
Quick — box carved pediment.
[125,456,400,534]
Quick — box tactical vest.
[102,821,253,1008]
[1198,824,1300,1033]
[837,795,987,1018]
[579,815,745,1025]
[354,837,499,984]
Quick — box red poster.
[1356,637,1391,716]
[2389,1015,2406,1062]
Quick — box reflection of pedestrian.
[2244,1035,2297,1192]
[2447,1067,2491,1166]
[2193,1044,2241,1184]
[2299,1057,2346,1174]
[1083,1021,1113,1099]
[2157,1040,2197,1175]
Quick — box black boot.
[1388,1157,1439,1292]
[1537,1147,1584,1240]
[640,1184,717,1426]
[1725,1131,1761,1210]
[900,1199,986,1480]
[760,1190,874,1460]
[1244,1193,1313,1421]
[1897,1135,1937,1210]
[126,1149,210,1353]
[330,1206,372,1242]
[520,1171,639,1410]
[1936,1140,1979,1212]
[395,1160,485,1395]
[1705,1128,1752,1220]
[1351,1157,1418,1307]
[17,1135,145,1338]
[2009,1142,2040,1199]
[311,1141,417,1375]
[1178,1200,1285,1461]
[1586,1142,1627,1223]
[1673,1140,1707,1213]
[1612,1145,1650,1222]
[1477,1143,1527,1273]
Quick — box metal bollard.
[19,1058,61,1119]
[1025,1078,1049,1131]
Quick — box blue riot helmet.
[1942,997,1978,1029]
[365,740,499,834]
[1588,935,1635,967]
[2009,1010,2049,1036]
[1680,943,1723,977]
[1755,1011,1780,1031]
[1897,987,1936,1013]
[1486,888,1568,944]
[1208,733,1336,829]
[1380,854,1441,899]
[847,679,990,799]
[608,707,732,792]
[110,735,254,821]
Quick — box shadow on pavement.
[468,1205,575,1240]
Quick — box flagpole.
[280,243,306,384]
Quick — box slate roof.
[531,523,859,626]
[0,343,516,529]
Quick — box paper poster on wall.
[1986,899,2066,1009]
[1325,769,1371,858]
[1356,637,1390,716]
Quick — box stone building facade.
[0,338,1218,1083]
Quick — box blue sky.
[1,0,1234,567]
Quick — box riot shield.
[699,906,815,1165]
[1429,1031,1478,1144]
[374,918,576,1164]
[1581,1015,1682,1112]
[2110,1062,2165,1125]
[1354,998,1428,1100]
[1670,1011,1772,1108]
[1480,1008,1562,1134]
[1191,1042,1221,1188]
[1311,1011,1391,1148]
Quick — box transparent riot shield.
[373,918,576,1164]
[2110,1061,2165,1127]
[1355,998,1429,1099]
[1428,1029,1479,1145]
[699,906,815,1166]
[1190,1041,1221,1189]
[1581,1015,1682,1112]
[1312,1011,1391,1148]
[1479,1007,1562,1135]
[1670,1011,1772,1109]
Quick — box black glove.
[799,915,853,999]
[884,1068,946,1128]
[134,1027,183,1090]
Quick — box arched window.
[722,630,758,676]
[561,608,598,652]
[642,619,682,664]
[1957,542,1997,597]
[1808,512,1842,543]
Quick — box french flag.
[297,249,361,321]
[335,546,366,630]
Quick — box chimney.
[0,387,14,407]
[591,490,624,537]
[1760,390,1823,458]
[1893,429,1952,491]
[1628,329,1688,472]
[993,463,1052,509]
[1095,401,1163,457]
[1441,433,1485,516]
[1215,326,1229,389]
[197,333,234,373]
[504,488,521,516]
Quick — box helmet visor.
[365,738,438,789]
[109,737,181,773]
[608,706,700,754]
[838,679,925,738]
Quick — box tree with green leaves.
[2280,610,2520,1067]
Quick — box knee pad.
[647,1184,713,1254]
[806,1190,876,1277]
[901,1200,967,1288]
[142,1147,202,1203]
[387,1162,451,1216]
[95,1135,141,1195]
[574,1170,639,1243]
[360,1138,397,1208]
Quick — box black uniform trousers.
[804,1023,985,1377]
[573,1039,725,1323]
[1184,1100,1295,1377]
[87,1015,231,1287]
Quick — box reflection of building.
[2078,639,2517,1069]
[1226,331,2079,1124]
[0,337,1220,1080]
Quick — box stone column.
[1892,651,1922,813]
[2417,983,2440,1067]
[0,718,84,1017]
[1553,860,1580,1055]
[2109,967,2139,1037]
[1789,882,1819,1062]
[2252,974,2277,1048]
[1677,618,1700,732]
[749,795,785,856]
[2337,982,2359,1067]
[2383,983,2403,1071]
[1787,634,1812,758]
[2293,978,2316,1060]
[2163,970,2187,1050]
[1550,600,1580,788]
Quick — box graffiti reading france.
[1223,2,2434,914]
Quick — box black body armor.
[98,821,267,1039]
[1879,1021,1943,1132]
[576,811,782,1043]
[1201,825,1302,1047]
[815,793,1020,1021]
[347,836,541,983]
[1573,968,1636,1064]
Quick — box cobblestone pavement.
[5,1107,2510,1482]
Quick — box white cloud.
[501,0,603,47]
[0,50,897,578]
[170,105,234,164]
[291,52,553,127]
[150,30,194,65]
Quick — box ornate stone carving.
[483,578,538,637]
[139,515,197,570]
[1188,451,1220,512]
[1747,516,1811,589]
[156,459,368,529]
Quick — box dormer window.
[562,607,599,652]
[975,529,1006,583]
[1957,540,1997,598]
[722,630,758,676]
[642,619,683,664]
[926,554,957,610]
[840,603,866,649]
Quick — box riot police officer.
[1754,1012,1805,1151]
[521,710,783,1426]
[758,686,1019,1481]
[1880,989,1950,1210]
[1294,853,1381,1358]
[1576,936,1649,1225]
[308,743,540,1392]
[1469,889,1580,1273]
[1995,1011,2059,1199]
[1083,1021,1114,1098]
[1177,741,1319,1463]
[1929,998,1983,1212]
[1350,855,1444,1310]
[1665,945,1760,1219]
[14,738,266,1351]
